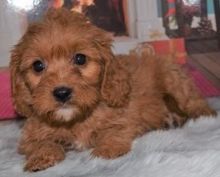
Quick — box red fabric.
[0,70,16,119]
[147,38,187,64]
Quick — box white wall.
[0,0,26,67]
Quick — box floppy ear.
[10,44,33,118]
[101,56,130,107]
[94,33,130,107]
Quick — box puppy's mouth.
[32,87,96,124]
[54,106,80,122]
[52,87,78,122]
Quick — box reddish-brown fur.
[10,9,216,172]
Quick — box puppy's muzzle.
[53,86,72,103]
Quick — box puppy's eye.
[32,60,45,73]
[73,53,86,65]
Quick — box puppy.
[10,9,216,171]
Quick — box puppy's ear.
[95,33,130,107]
[10,44,33,117]
[101,57,130,107]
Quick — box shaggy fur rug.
[1,99,220,177]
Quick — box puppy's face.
[10,10,113,123]
[22,36,101,123]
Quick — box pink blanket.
[0,70,16,119]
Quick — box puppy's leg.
[92,128,132,159]
[24,141,65,172]
[18,119,65,172]
[162,62,216,118]
[92,97,172,159]
[92,111,168,159]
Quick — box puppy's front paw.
[24,145,65,172]
[92,143,131,159]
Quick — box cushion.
[0,70,16,119]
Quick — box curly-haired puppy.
[10,9,216,171]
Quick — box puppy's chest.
[51,105,124,151]
[51,125,94,151]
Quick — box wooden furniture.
[161,0,220,53]
[213,0,220,47]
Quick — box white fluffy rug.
[1,111,220,177]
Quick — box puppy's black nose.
[53,87,72,103]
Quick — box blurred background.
[0,0,219,90]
